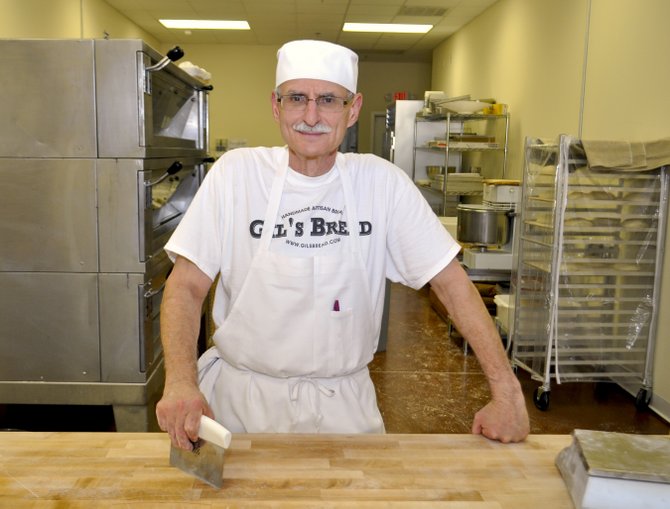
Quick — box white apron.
[197,149,384,433]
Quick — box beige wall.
[81,0,158,46]
[2,0,81,38]
[357,61,431,153]
[432,0,670,419]
[581,0,670,139]
[2,0,156,45]
[432,0,589,178]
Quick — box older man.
[156,40,529,449]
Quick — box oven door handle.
[139,278,167,373]
[145,46,184,73]
[143,46,184,94]
[144,281,166,299]
[145,161,183,187]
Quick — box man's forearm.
[430,259,518,394]
[431,260,529,442]
[160,257,213,389]
[160,285,201,387]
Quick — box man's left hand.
[471,391,530,443]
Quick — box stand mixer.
[457,181,520,271]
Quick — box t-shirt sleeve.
[164,164,224,281]
[384,170,461,289]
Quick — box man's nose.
[303,99,321,122]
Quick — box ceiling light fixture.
[342,22,432,34]
[159,19,250,30]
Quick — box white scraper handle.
[198,415,232,449]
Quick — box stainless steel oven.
[0,258,171,384]
[0,39,211,431]
[95,39,210,158]
[0,39,209,159]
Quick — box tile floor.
[370,283,670,435]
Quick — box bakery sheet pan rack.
[510,135,668,411]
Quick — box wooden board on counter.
[0,432,573,508]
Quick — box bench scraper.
[169,415,232,489]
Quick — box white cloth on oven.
[178,61,211,83]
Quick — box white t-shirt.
[165,146,460,331]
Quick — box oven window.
[151,169,199,227]
[151,71,199,143]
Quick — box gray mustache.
[293,122,333,134]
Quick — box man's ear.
[347,93,363,128]
[271,90,280,122]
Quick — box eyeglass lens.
[280,94,348,112]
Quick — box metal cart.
[510,135,668,410]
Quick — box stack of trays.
[445,173,483,194]
[430,174,445,191]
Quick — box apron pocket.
[327,308,354,374]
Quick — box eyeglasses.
[277,93,352,113]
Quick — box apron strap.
[258,148,289,251]
[289,377,335,431]
[336,153,362,253]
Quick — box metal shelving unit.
[510,135,668,411]
[412,112,509,215]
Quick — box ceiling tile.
[404,0,462,7]
[295,0,348,15]
[102,0,497,62]
[345,5,399,19]
[347,0,404,5]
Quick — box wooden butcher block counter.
[0,432,574,508]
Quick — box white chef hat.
[275,40,358,93]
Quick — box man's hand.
[471,387,530,443]
[156,381,214,450]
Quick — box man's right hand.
[156,381,214,451]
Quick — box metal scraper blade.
[170,438,225,489]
